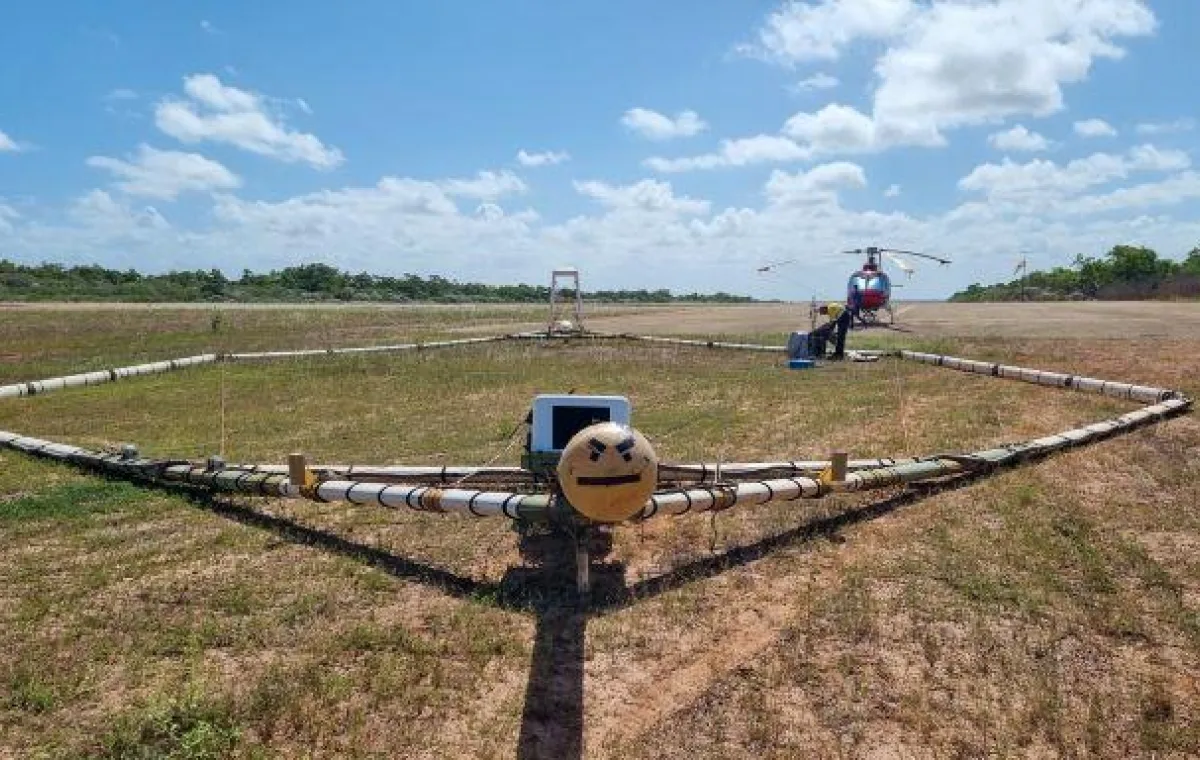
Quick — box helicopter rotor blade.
[756,258,798,273]
[881,248,952,265]
[883,251,916,277]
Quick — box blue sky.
[1,0,1198,299]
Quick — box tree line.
[950,245,1200,302]
[0,261,757,304]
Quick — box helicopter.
[757,245,951,328]
[842,246,951,327]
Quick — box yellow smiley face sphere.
[556,422,658,523]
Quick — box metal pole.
[575,529,591,596]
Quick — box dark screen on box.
[552,406,611,450]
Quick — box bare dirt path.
[578,301,1200,339]
[6,299,1197,339]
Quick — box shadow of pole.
[517,607,586,760]
[506,526,626,760]
[136,467,994,760]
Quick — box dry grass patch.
[0,306,1196,758]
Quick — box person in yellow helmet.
[809,301,851,359]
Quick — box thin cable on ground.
[450,416,528,487]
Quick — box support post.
[575,528,591,598]
[829,450,848,482]
[288,453,309,491]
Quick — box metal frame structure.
[0,329,1191,597]
[547,268,584,334]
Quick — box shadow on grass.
[99,468,992,760]
[192,490,501,601]
[588,470,991,612]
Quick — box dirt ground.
[0,300,1197,759]
[576,301,1200,339]
[8,299,1197,339]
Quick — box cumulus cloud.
[1062,172,1200,215]
[735,0,1158,160]
[1136,118,1196,135]
[573,178,711,215]
[1074,119,1118,137]
[0,129,26,153]
[781,103,943,154]
[988,125,1050,152]
[645,135,810,172]
[68,190,170,238]
[620,108,708,140]
[7,155,1200,298]
[791,72,840,92]
[0,203,19,233]
[437,170,527,200]
[516,149,570,167]
[745,0,917,63]
[3,1,1193,297]
[958,145,1190,204]
[155,73,344,169]
[86,145,242,200]
[764,162,868,205]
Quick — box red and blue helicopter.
[758,245,951,328]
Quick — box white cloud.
[791,72,840,92]
[645,135,810,173]
[1074,118,1118,137]
[750,0,1156,156]
[86,144,242,200]
[105,88,137,102]
[0,130,26,153]
[181,73,256,112]
[437,170,527,200]
[620,108,707,140]
[764,162,867,206]
[2,2,1194,298]
[200,20,220,34]
[988,125,1050,152]
[746,0,917,63]
[958,145,1190,204]
[296,98,312,115]
[68,190,170,238]
[516,149,570,167]
[0,203,18,233]
[573,178,710,215]
[155,73,344,169]
[7,157,1200,299]
[213,178,459,227]
[1061,172,1200,215]
[781,103,943,155]
[1135,118,1196,135]
[872,1,1154,136]
[210,171,531,246]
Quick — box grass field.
[1,303,1198,759]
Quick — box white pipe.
[304,480,547,518]
[0,354,218,399]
